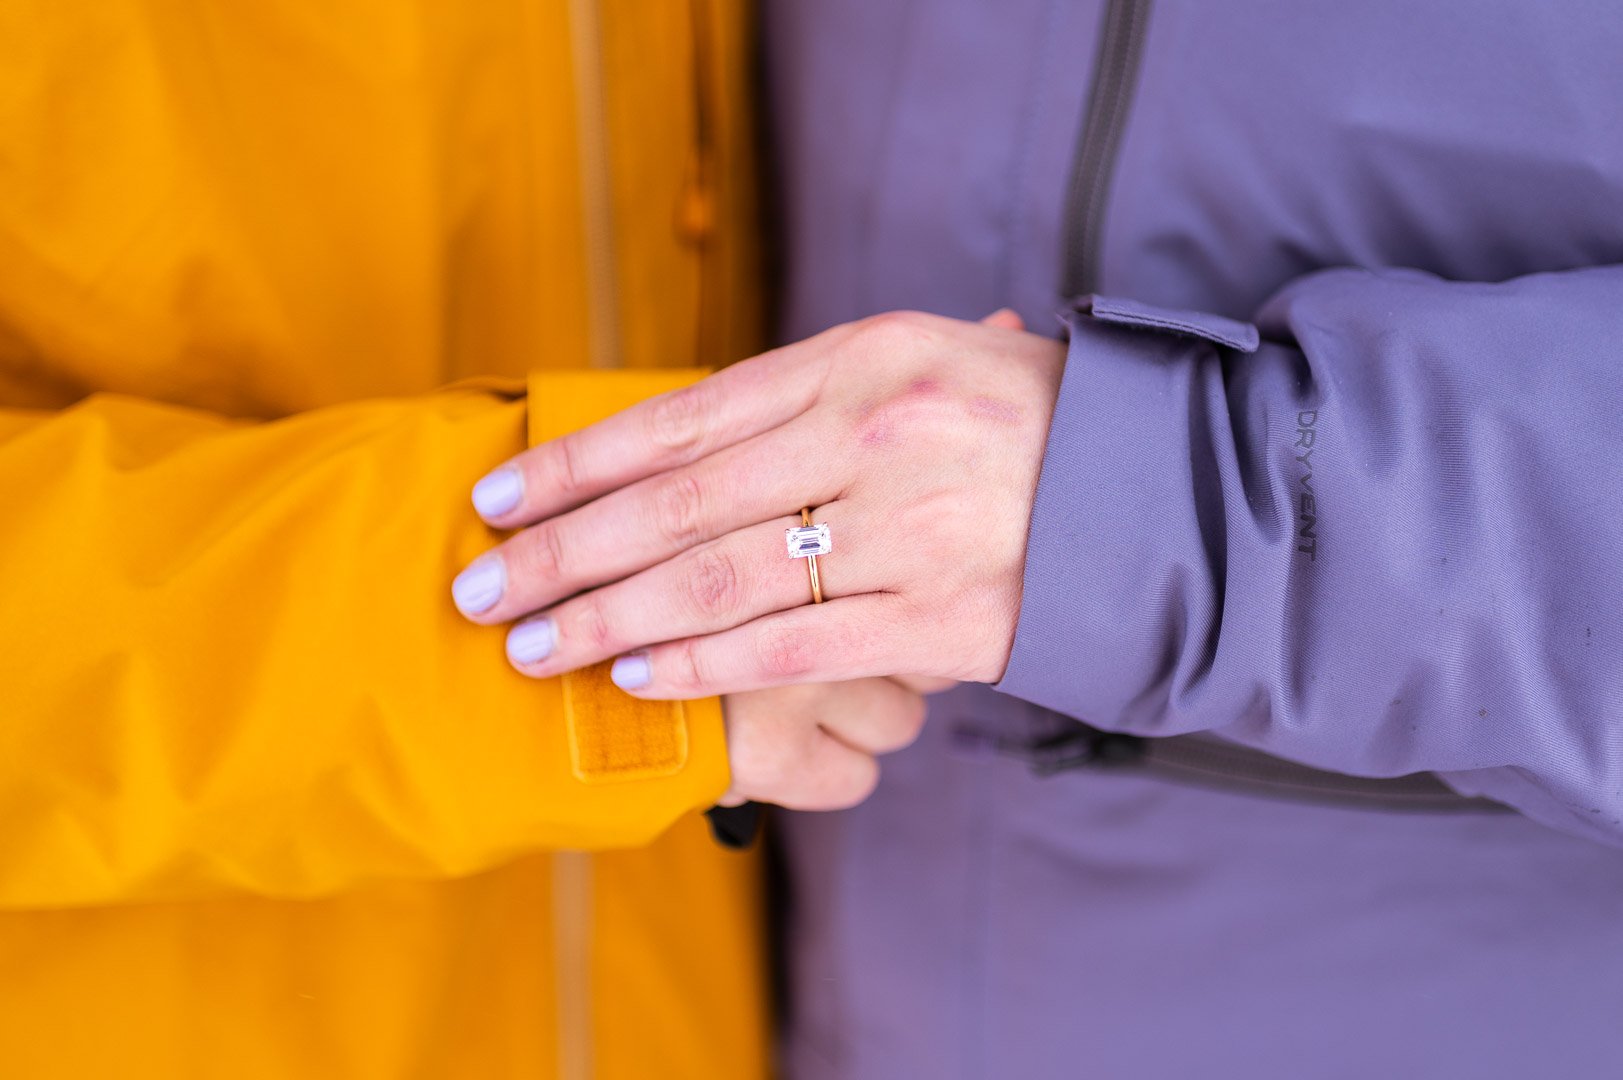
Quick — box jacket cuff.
[993,297,1257,728]
[527,370,730,820]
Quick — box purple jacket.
[765,1,1623,1076]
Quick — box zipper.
[556,4,612,1069]
[1060,0,1153,297]
[567,0,622,370]
[681,0,720,368]
[1045,4,1499,814]
[551,851,595,1080]
[953,723,1512,813]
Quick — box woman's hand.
[452,309,1064,698]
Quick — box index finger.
[471,338,833,528]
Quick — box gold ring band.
[800,507,825,604]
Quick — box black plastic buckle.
[704,800,765,849]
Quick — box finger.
[454,419,847,623]
[470,340,833,527]
[504,505,875,676]
[606,593,921,700]
[721,686,883,810]
[979,308,1026,331]
[815,676,928,757]
[737,730,879,811]
[890,674,958,695]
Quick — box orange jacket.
[0,1,766,1075]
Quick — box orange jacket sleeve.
[0,371,728,908]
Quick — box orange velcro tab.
[529,369,715,783]
[562,660,691,781]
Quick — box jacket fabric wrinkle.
[0,2,767,1077]
[768,1,1623,1077]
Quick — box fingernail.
[472,465,523,518]
[611,652,652,690]
[452,555,506,615]
[507,617,557,665]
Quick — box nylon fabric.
[0,1,768,1075]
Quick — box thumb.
[890,674,957,695]
[979,307,1025,331]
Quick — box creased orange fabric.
[0,0,767,1075]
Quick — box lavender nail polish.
[471,465,523,518]
[507,618,557,665]
[611,652,652,690]
[452,555,506,615]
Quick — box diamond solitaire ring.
[785,508,831,604]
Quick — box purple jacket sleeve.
[995,266,1623,847]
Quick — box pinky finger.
[608,593,914,700]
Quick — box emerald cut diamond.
[786,523,831,558]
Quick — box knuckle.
[570,593,616,653]
[857,309,935,348]
[855,393,948,448]
[685,545,744,620]
[653,471,708,549]
[646,386,709,458]
[672,637,708,694]
[850,376,961,453]
[548,434,587,498]
[755,627,817,681]
[520,522,568,582]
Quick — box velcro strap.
[529,369,714,783]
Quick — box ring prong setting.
[786,522,832,558]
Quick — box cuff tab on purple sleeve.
[1073,295,1260,353]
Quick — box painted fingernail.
[507,617,557,665]
[611,652,652,690]
[472,465,523,518]
[452,554,506,615]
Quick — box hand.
[719,677,933,810]
[452,309,1064,698]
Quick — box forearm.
[997,266,1623,846]
[0,381,727,907]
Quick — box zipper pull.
[676,151,716,247]
[950,723,1146,777]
